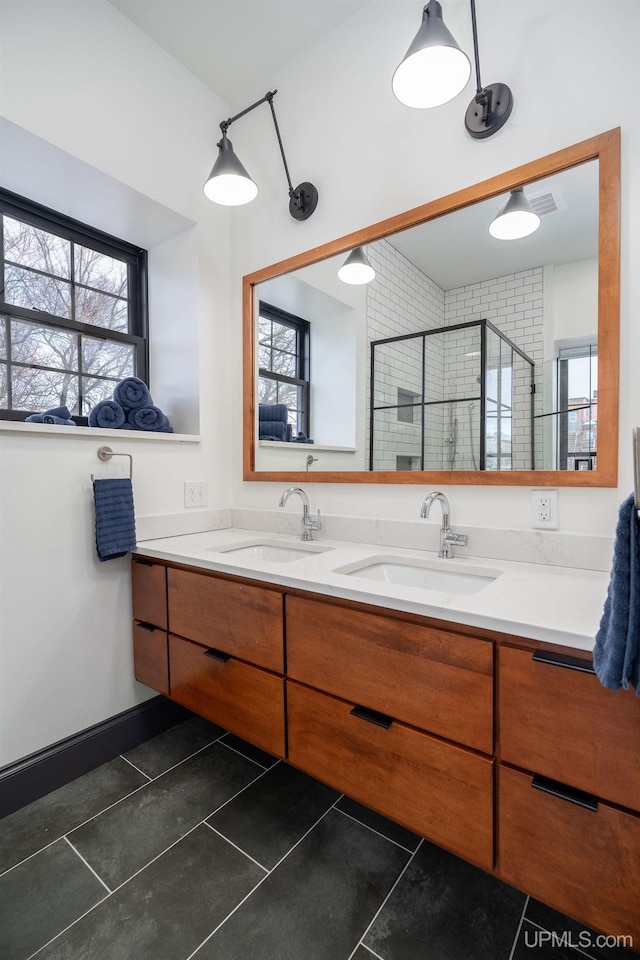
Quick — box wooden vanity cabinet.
[288,680,494,871]
[169,634,285,757]
[498,642,640,944]
[131,558,169,693]
[286,595,494,753]
[130,556,640,947]
[285,592,495,871]
[131,558,287,759]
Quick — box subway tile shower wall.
[365,233,544,471]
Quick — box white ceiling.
[107,0,371,108]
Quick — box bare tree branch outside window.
[0,198,146,419]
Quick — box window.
[0,187,147,422]
[557,341,598,470]
[257,302,310,435]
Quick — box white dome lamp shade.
[392,1,471,109]
[203,131,258,206]
[338,247,376,285]
[489,188,541,240]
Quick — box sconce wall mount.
[393,0,513,140]
[204,90,318,220]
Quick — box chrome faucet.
[420,490,468,559]
[278,486,322,541]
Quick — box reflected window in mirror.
[258,302,310,437]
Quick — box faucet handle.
[445,532,468,546]
[305,509,322,531]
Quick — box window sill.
[258,440,356,453]
[0,420,201,443]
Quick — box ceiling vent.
[527,186,567,217]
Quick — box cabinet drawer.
[167,568,284,673]
[287,680,494,871]
[286,596,493,753]
[133,622,169,696]
[499,764,640,943]
[499,645,640,811]
[131,558,167,629]
[169,634,285,758]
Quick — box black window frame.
[0,186,148,424]
[257,301,310,436]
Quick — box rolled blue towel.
[43,415,76,425]
[259,420,289,441]
[26,404,73,424]
[88,400,126,429]
[127,405,169,431]
[259,403,288,423]
[593,493,640,694]
[295,431,314,444]
[93,478,137,562]
[114,376,152,411]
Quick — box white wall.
[229,0,640,534]
[0,0,233,765]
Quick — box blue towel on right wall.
[593,493,640,694]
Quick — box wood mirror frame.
[243,128,620,485]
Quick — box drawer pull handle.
[350,705,394,729]
[136,622,157,632]
[204,648,231,663]
[531,774,599,812]
[134,559,155,567]
[532,649,596,675]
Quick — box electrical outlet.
[184,481,207,508]
[531,488,558,530]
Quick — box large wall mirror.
[243,128,620,485]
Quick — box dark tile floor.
[0,715,636,960]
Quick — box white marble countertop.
[134,528,610,653]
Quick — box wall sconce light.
[393,0,513,139]
[338,247,376,285]
[489,188,541,240]
[203,90,318,220]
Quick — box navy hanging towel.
[93,477,137,562]
[593,493,640,694]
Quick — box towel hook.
[93,445,133,480]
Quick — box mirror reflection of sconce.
[393,0,513,139]
[337,246,376,285]
[203,89,318,220]
[489,188,542,240]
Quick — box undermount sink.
[335,556,502,595]
[209,538,333,563]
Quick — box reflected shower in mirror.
[243,129,619,486]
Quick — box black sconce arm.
[219,90,318,220]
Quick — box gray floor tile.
[207,761,339,868]
[0,758,147,875]
[525,901,638,959]
[193,807,410,960]
[364,840,526,960]
[124,715,225,778]
[220,732,280,768]
[69,742,263,889]
[35,825,265,960]
[0,838,107,960]
[336,795,422,852]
